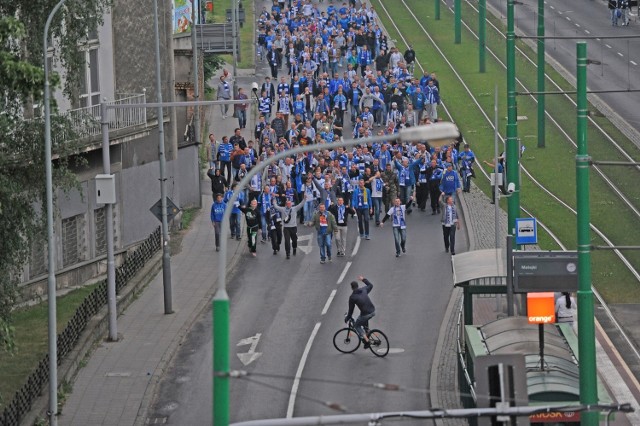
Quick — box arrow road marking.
[296,234,314,254]
[237,333,262,366]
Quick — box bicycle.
[333,316,390,357]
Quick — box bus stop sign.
[515,217,537,245]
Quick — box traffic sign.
[515,217,537,245]
[149,197,181,223]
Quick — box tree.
[203,54,225,97]
[0,0,110,353]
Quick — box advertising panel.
[173,0,199,34]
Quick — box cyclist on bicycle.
[346,276,376,349]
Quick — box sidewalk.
[60,69,254,425]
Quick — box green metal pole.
[213,291,230,426]
[537,0,545,148]
[454,0,461,44]
[479,0,486,72]
[576,41,598,426]
[506,0,520,235]
[435,0,440,20]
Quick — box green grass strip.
[373,0,640,302]
[0,284,97,407]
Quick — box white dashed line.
[585,30,591,34]
[337,261,352,284]
[605,44,612,49]
[321,290,337,315]
[550,5,555,9]
[618,52,624,57]
[631,61,638,66]
[566,17,572,21]
[575,23,581,28]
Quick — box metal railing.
[63,92,147,139]
[0,227,161,426]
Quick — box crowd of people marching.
[207,0,478,262]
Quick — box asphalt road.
[481,0,640,134]
[148,204,466,424]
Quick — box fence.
[0,227,162,426]
[64,92,148,139]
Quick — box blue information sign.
[515,217,537,245]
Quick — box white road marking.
[585,30,590,34]
[321,290,337,315]
[575,23,580,28]
[387,348,406,354]
[631,61,638,66]
[351,236,361,257]
[337,261,352,284]
[566,17,571,21]
[296,234,313,254]
[606,44,612,49]
[287,322,321,418]
[237,333,263,366]
[550,5,555,9]
[618,52,624,57]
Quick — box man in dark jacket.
[207,168,227,199]
[346,276,376,348]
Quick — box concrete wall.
[177,144,201,208]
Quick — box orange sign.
[530,411,580,423]
[527,292,556,324]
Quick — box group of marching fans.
[207,0,477,261]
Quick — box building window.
[94,207,106,256]
[79,47,100,108]
[29,231,47,279]
[62,214,86,267]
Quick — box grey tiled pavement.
[61,195,246,425]
[60,70,251,425]
[429,183,509,426]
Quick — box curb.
[133,227,247,426]
[428,187,476,426]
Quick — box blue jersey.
[224,190,244,214]
[439,169,461,194]
[217,142,233,162]
[210,201,226,223]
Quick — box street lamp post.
[43,1,70,423]
[537,0,545,148]
[100,103,118,341]
[576,41,598,426]
[231,0,238,95]
[506,0,520,235]
[152,0,173,314]
[213,123,461,425]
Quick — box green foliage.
[0,0,110,352]
[203,54,224,96]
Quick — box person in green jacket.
[312,203,338,264]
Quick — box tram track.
[374,0,640,283]
[374,0,640,372]
[455,0,640,218]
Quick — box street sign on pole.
[515,217,537,245]
[150,197,181,224]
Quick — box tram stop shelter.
[452,249,507,326]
